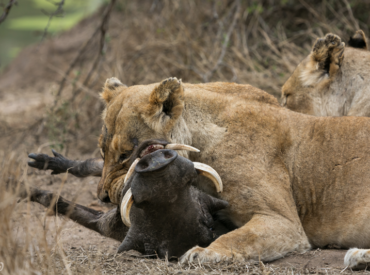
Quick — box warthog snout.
[135,149,178,173]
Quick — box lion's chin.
[108,177,126,204]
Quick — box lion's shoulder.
[184,82,279,106]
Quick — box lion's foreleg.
[180,214,310,264]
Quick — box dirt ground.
[2,1,370,274]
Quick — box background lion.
[281,31,370,117]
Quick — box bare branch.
[73,0,117,98]
[52,27,100,107]
[203,0,240,82]
[0,0,17,24]
[40,0,65,41]
[342,0,360,31]
[52,0,116,108]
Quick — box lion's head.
[97,77,208,204]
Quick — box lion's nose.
[98,190,111,203]
[135,149,178,173]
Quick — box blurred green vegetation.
[0,0,105,71]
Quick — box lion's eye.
[119,153,129,163]
[100,148,105,160]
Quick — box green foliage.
[0,0,104,71]
[247,2,264,14]
[7,0,103,32]
[8,13,85,31]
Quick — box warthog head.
[117,147,228,258]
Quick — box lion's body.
[97,77,370,263]
[282,33,370,117]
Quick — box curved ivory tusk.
[120,188,133,227]
[193,162,223,193]
[124,158,140,184]
[165,144,200,153]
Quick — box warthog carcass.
[24,142,231,258]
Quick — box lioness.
[29,77,370,268]
[281,31,370,116]
[97,77,370,267]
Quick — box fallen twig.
[0,0,17,24]
[73,0,117,98]
[203,0,240,82]
[52,0,116,109]
[40,0,65,41]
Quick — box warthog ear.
[348,30,368,50]
[100,77,127,104]
[142,77,185,133]
[200,193,228,214]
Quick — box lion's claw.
[180,246,230,264]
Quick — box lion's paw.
[180,246,231,264]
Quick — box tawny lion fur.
[282,31,370,117]
[97,76,370,264]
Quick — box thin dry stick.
[299,0,320,19]
[53,0,116,108]
[73,0,117,98]
[203,0,240,82]
[44,61,100,99]
[52,27,100,109]
[40,0,65,41]
[342,0,360,31]
[0,0,16,24]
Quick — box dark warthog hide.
[118,149,229,258]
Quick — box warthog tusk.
[165,144,200,153]
[120,188,133,227]
[124,158,140,184]
[193,162,223,193]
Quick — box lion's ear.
[348,30,368,50]
[142,77,184,133]
[100,77,127,104]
